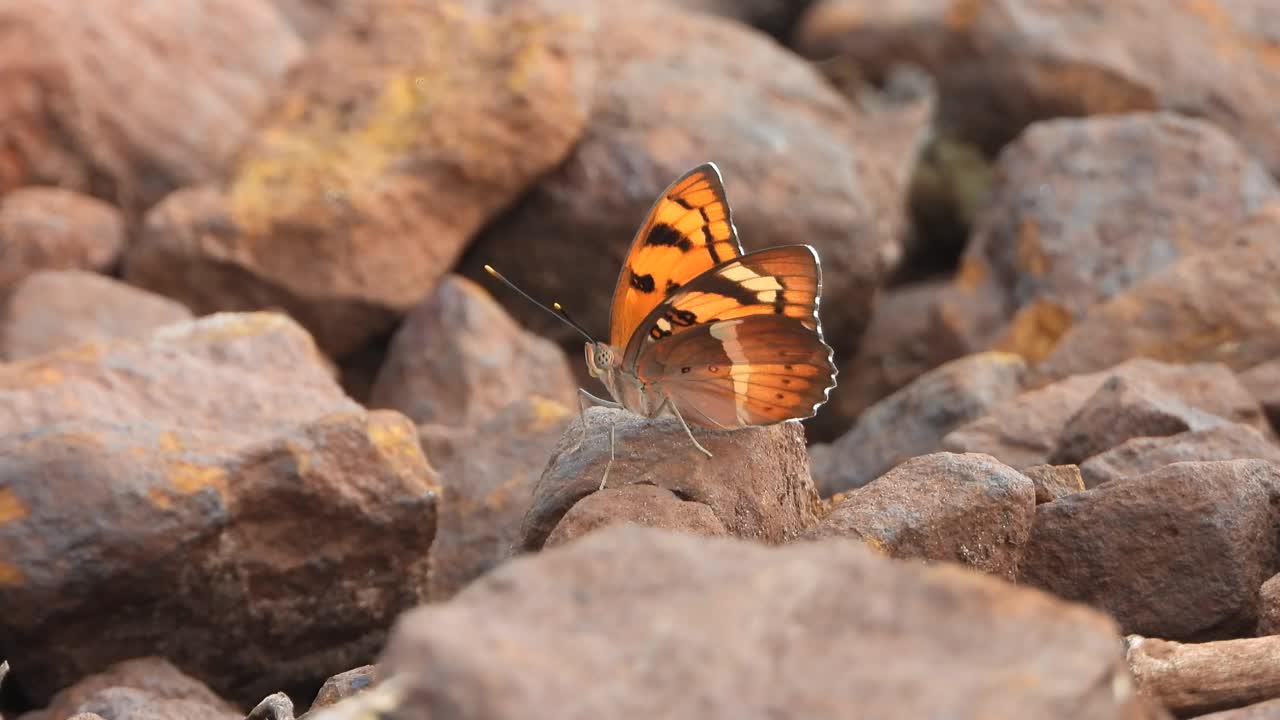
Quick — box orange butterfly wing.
[631,245,837,428]
[608,163,744,349]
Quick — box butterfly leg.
[572,387,621,453]
[656,395,714,459]
[598,421,616,491]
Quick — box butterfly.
[486,162,837,487]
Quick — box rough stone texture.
[928,113,1277,356]
[1258,573,1280,637]
[1081,424,1280,488]
[811,279,962,441]
[20,658,237,720]
[382,525,1159,720]
[0,313,439,706]
[0,0,302,212]
[1049,375,1231,466]
[1020,460,1280,642]
[1022,464,1085,504]
[943,359,1269,469]
[794,0,1280,178]
[812,351,1026,495]
[426,396,573,601]
[1034,206,1280,382]
[370,275,576,430]
[546,483,729,547]
[310,665,380,712]
[124,0,595,355]
[0,188,125,291]
[1240,360,1280,434]
[519,407,822,551]
[1197,698,1280,720]
[0,270,192,361]
[461,0,922,362]
[806,453,1035,580]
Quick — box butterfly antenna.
[483,264,595,343]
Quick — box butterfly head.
[584,342,618,379]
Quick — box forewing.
[608,163,744,348]
[638,314,837,429]
[623,245,822,368]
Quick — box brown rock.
[1,270,192,361]
[20,658,236,720]
[1081,424,1280,488]
[382,525,1158,719]
[310,665,380,711]
[369,275,576,429]
[519,407,821,551]
[1196,698,1280,719]
[1049,375,1231,466]
[1022,464,1085,504]
[462,1,917,363]
[927,113,1278,355]
[123,0,595,356]
[0,1,301,211]
[1020,460,1280,641]
[1035,206,1280,382]
[649,0,813,36]
[546,483,729,547]
[269,0,345,41]
[794,1,1280,178]
[811,351,1026,495]
[807,452,1035,580]
[0,189,124,291]
[1258,573,1280,637]
[247,693,295,720]
[1240,360,1280,434]
[811,278,964,441]
[0,314,438,706]
[427,395,573,601]
[943,358,1268,469]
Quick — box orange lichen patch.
[167,311,298,346]
[0,488,27,525]
[1141,324,1241,366]
[993,299,1074,363]
[0,561,24,586]
[945,0,988,33]
[953,255,988,290]
[147,487,173,510]
[1015,219,1049,277]
[170,462,230,501]
[1187,0,1280,68]
[158,431,184,453]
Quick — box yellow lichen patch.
[0,561,23,586]
[860,535,889,556]
[1015,219,1049,277]
[0,488,27,525]
[529,395,571,430]
[158,431,184,453]
[992,299,1074,363]
[953,255,988,290]
[284,439,313,477]
[367,413,437,490]
[170,462,230,502]
[228,65,444,235]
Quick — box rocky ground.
[2,0,1280,718]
